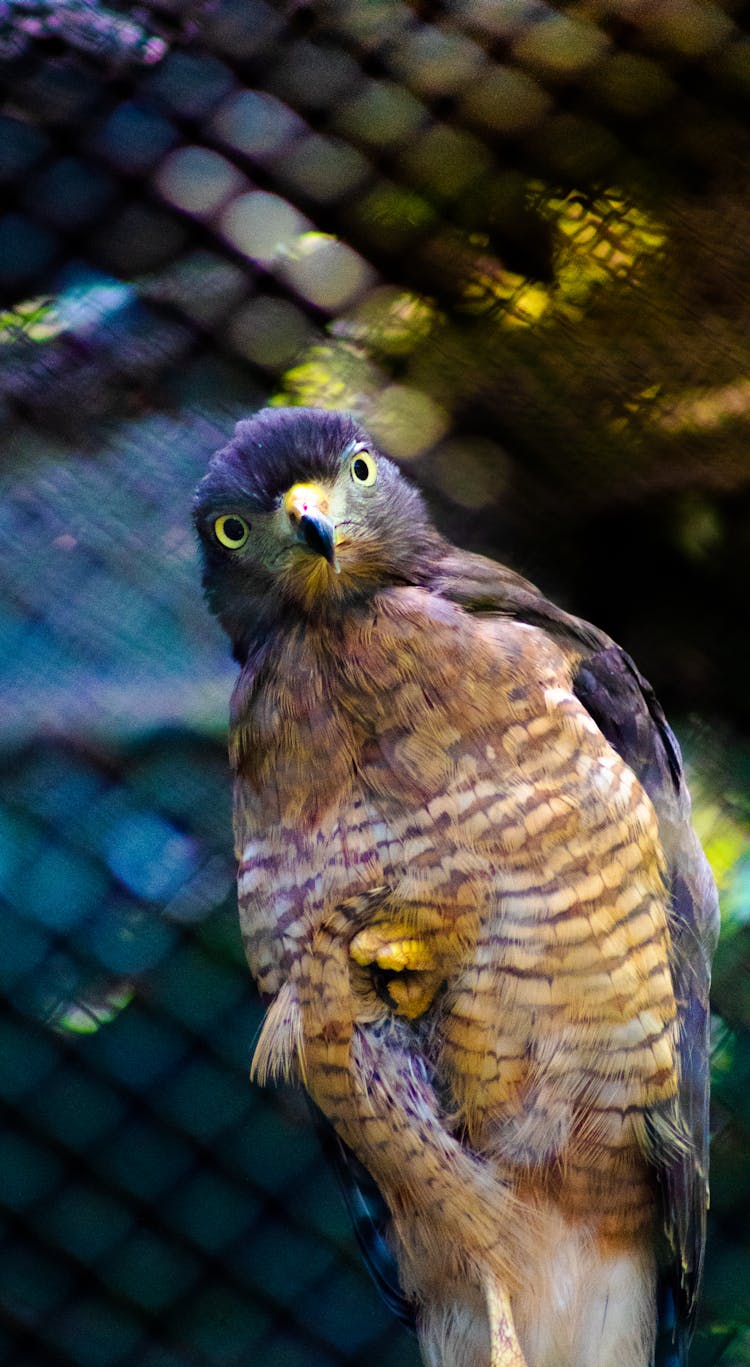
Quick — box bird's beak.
[283,483,339,570]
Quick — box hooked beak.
[284,483,339,570]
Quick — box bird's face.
[194,407,436,658]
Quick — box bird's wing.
[433,547,720,1356]
[572,642,718,1358]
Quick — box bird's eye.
[214,514,250,549]
[350,451,377,487]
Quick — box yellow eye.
[350,451,377,486]
[214,514,250,549]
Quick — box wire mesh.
[1,3,750,1365]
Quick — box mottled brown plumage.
[194,407,718,1367]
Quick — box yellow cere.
[283,483,331,521]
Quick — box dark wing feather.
[432,548,720,1356]
[310,1101,417,1330]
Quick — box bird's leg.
[288,898,529,1293]
[485,1278,528,1367]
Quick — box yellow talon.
[386,972,443,1019]
[350,924,437,974]
[349,922,442,1019]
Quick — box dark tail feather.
[310,1100,417,1332]
[655,1280,688,1367]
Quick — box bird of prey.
[194,406,718,1367]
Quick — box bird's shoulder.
[428,546,610,657]
[430,546,674,791]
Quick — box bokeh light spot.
[281,233,374,312]
[433,438,510,510]
[155,147,245,217]
[104,812,198,902]
[402,125,493,199]
[588,53,677,118]
[145,51,235,120]
[276,133,370,204]
[513,14,609,77]
[338,287,437,358]
[220,191,310,266]
[88,901,176,975]
[334,80,427,148]
[368,386,450,459]
[354,182,437,252]
[55,986,134,1037]
[91,103,177,175]
[228,295,311,368]
[277,341,385,411]
[640,0,734,58]
[212,89,304,158]
[22,847,107,931]
[460,65,552,134]
[267,39,360,112]
[391,27,484,97]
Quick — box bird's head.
[194,407,439,659]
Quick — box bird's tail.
[654,1280,687,1367]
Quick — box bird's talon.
[385,971,443,1019]
[350,924,441,1019]
[350,925,437,974]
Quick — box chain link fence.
[2,3,750,1365]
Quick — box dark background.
[1,2,749,1365]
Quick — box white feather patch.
[250,980,303,1087]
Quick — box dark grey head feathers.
[196,408,362,517]
[194,407,441,662]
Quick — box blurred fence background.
[1,2,750,1365]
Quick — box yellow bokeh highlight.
[463,185,667,328]
[0,296,60,342]
[275,185,669,443]
[155,146,244,217]
[339,287,438,358]
[653,374,750,435]
[275,342,386,412]
[689,764,750,933]
[695,802,749,892]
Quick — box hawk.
[194,406,718,1367]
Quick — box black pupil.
[353,457,370,481]
[223,517,246,542]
